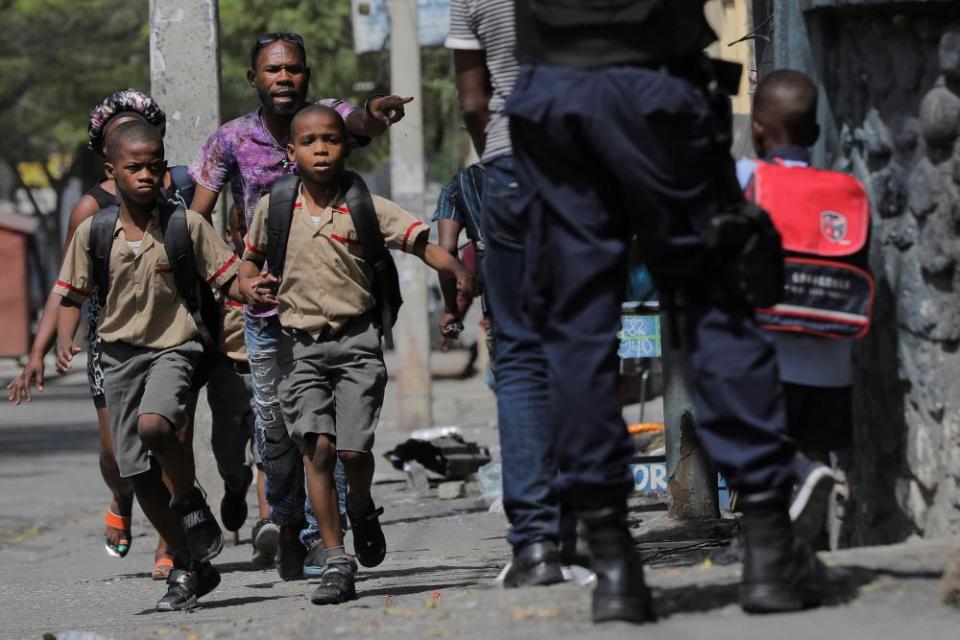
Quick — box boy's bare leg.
[303,434,344,549]
[305,434,358,605]
[257,469,270,520]
[130,461,189,562]
[98,406,134,552]
[138,414,195,494]
[140,412,224,563]
[339,450,375,514]
[339,449,387,569]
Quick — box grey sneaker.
[251,519,279,567]
[304,540,358,577]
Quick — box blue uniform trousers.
[505,63,795,503]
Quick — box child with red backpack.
[740,70,873,546]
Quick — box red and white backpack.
[746,161,874,339]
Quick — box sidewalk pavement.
[0,351,957,639]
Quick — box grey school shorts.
[100,340,203,478]
[276,316,387,453]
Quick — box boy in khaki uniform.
[239,104,475,605]
[54,121,241,611]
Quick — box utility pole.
[388,0,433,429]
[149,0,226,520]
[661,310,719,519]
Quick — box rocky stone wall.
[812,9,960,543]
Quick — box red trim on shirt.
[55,280,89,298]
[401,221,425,252]
[245,239,264,256]
[333,206,351,215]
[331,234,362,246]
[208,254,238,284]
[293,202,303,209]
[225,299,244,309]
[154,267,172,275]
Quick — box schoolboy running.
[54,121,242,611]
[239,104,476,605]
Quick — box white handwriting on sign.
[632,463,668,493]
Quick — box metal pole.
[661,309,719,519]
[150,0,225,519]
[388,0,432,430]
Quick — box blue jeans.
[482,154,561,550]
[244,313,347,536]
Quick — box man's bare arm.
[189,185,221,223]
[453,49,492,156]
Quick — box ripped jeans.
[245,313,346,539]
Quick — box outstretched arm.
[8,194,101,403]
[237,258,279,309]
[345,95,415,139]
[55,300,83,376]
[412,234,479,313]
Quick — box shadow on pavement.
[356,563,500,583]
[380,505,490,527]
[133,593,298,615]
[653,563,929,618]
[358,580,479,599]
[0,424,100,459]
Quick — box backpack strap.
[89,204,120,307]
[342,171,403,349]
[159,203,219,352]
[167,165,196,210]
[266,174,300,280]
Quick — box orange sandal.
[104,511,131,558]
[152,556,174,580]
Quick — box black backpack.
[88,167,220,353]
[266,171,403,348]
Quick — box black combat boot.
[578,504,656,624]
[739,487,826,614]
[502,540,564,588]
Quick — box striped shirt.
[445,0,517,162]
[432,163,485,250]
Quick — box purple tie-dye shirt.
[190,99,359,317]
[189,99,359,230]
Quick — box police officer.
[507,0,824,623]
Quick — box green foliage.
[0,0,469,186]
[0,0,149,166]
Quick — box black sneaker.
[251,518,279,568]
[789,463,837,545]
[156,561,221,612]
[346,501,386,568]
[221,466,253,532]
[304,540,359,577]
[170,488,223,563]
[277,522,307,581]
[310,563,357,605]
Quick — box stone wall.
[799,6,960,543]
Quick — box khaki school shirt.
[243,186,429,338]
[220,298,247,362]
[54,209,240,350]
